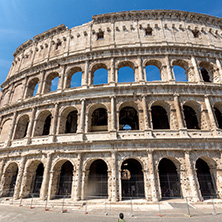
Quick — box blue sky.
[0,0,222,88]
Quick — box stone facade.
[0,10,222,202]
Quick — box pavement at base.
[1,204,222,222]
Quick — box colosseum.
[0,9,222,204]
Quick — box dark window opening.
[65,111,78,133]
[87,160,108,198]
[42,114,52,135]
[57,161,73,197]
[97,31,104,40]
[31,163,44,197]
[91,108,107,131]
[56,41,62,50]
[196,159,217,198]
[183,105,200,129]
[214,107,222,129]
[14,116,29,140]
[145,27,153,36]
[200,67,211,82]
[23,121,29,138]
[158,158,181,199]
[119,106,139,130]
[151,106,170,129]
[192,29,200,38]
[121,159,145,199]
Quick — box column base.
[179,128,189,138]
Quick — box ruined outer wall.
[0,10,222,202]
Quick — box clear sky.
[0,0,221,87]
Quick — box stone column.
[147,150,158,201]
[110,96,116,132]
[191,56,202,83]
[204,95,218,136]
[138,56,144,83]
[21,77,28,100]
[143,169,150,201]
[184,151,200,201]
[110,58,115,84]
[165,55,174,82]
[174,94,188,137]
[14,156,26,199]
[215,152,222,198]
[26,107,37,144]
[111,151,118,201]
[57,65,66,91]
[37,71,45,95]
[78,99,85,134]
[142,95,152,137]
[40,153,53,200]
[7,111,18,146]
[73,153,82,201]
[19,160,29,198]
[82,60,89,87]
[0,158,6,190]
[148,109,153,129]
[50,103,59,141]
[47,170,54,200]
[118,169,122,201]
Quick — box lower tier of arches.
[0,150,221,202]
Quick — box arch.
[0,118,12,142]
[158,158,181,198]
[151,105,170,129]
[44,72,59,93]
[91,63,108,85]
[196,158,217,198]
[34,110,52,136]
[121,158,145,199]
[118,61,135,83]
[199,61,214,83]
[145,60,162,82]
[22,161,44,197]
[183,102,200,129]
[59,107,78,134]
[51,160,74,198]
[2,162,18,197]
[214,103,222,129]
[26,78,39,98]
[66,67,82,88]
[119,106,139,130]
[14,114,29,139]
[86,159,108,198]
[91,108,108,132]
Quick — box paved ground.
[1,198,222,222]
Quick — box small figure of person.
[118,213,125,222]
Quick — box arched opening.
[200,67,211,82]
[151,106,170,129]
[93,68,108,85]
[118,67,135,83]
[31,163,44,197]
[91,108,108,132]
[44,72,59,93]
[26,78,39,98]
[145,65,161,81]
[65,111,78,133]
[183,105,200,129]
[196,158,217,198]
[121,159,145,199]
[57,161,73,198]
[34,111,52,136]
[87,159,108,198]
[42,114,52,135]
[2,163,18,197]
[14,115,29,139]
[158,158,181,199]
[66,67,82,88]
[214,107,222,129]
[119,106,139,130]
[173,66,187,82]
